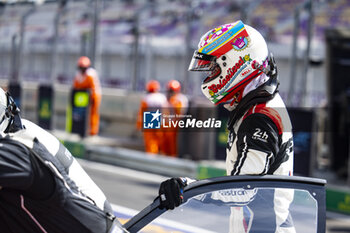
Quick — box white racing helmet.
[0,88,19,133]
[188,20,269,106]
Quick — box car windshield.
[123,175,325,233]
[142,187,317,233]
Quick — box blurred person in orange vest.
[73,56,101,136]
[137,80,167,154]
[162,80,189,157]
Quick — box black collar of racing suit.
[4,93,23,133]
[227,75,279,131]
[6,114,24,133]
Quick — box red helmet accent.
[167,80,181,93]
[146,80,160,93]
[77,56,91,68]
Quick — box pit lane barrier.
[56,133,350,216]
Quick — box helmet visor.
[188,51,217,71]
[203,64,221,84]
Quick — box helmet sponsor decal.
[193,51,215,61]
[199,21,250,57]
[241,68,252,76]
[193,51,204,59]
[232,36,250,51]
[208,54,252,98]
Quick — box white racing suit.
[224,78,294,233]
[8,119,113,215]
[0,118,123,232]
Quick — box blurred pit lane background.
[1,0,350,231]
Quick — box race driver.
[0,88,125,232]
[158,20,294,232]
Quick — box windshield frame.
[123,175,326,233]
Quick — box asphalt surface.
[78,159,350,233]
[78,159,166,212]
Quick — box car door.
[123,175,326,233]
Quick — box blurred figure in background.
[73,56,102,136]
[166,80,189,116]
[137,80,167,154]
[162,80,189,157]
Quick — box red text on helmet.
[208,54,252,95]
[241,69,251,76]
